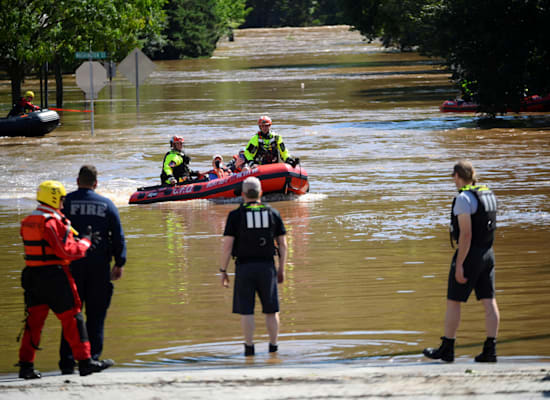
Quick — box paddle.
[48,107,92,113]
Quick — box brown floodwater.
[1,26,549,374]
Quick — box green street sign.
[75,51,107,59]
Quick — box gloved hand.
[286,157,300,167]
[182,155,191,164]
[81,225,101,252]
[168,176,177,185]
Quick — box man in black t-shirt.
[220,177,287,356]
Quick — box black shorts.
[232,260,279,315]
[447,247,495,302]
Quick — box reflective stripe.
[246,212,254,228]
[262,210,269,228]
[245,210,270,228]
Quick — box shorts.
[232,260,279,315]
[447,247,495,302]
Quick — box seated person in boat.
[227,149,250,173]
[160,135,198,185]
[207,154,232,180]
[8,91,40,117]
[244,115,299,167]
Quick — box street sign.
[75,61,108,136]
[75,62,108,98]
[75,51,107,59]
[118,48,155,86]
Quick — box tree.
[215,0,251,39]
[340,0,432,49]
[0,0,165,106]
[242,0,315,27]
[152,0,229,59]
[420,0,550,114]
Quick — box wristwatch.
[219,268,227,273]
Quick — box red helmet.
[170,136,184,146]
[258,115,272,127]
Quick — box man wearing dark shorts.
[423,160,500,363]
[219,176,287,356]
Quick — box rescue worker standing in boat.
[160,135,197,185]
[423,160,500,363]
[219,177,287,356]
[17,180,113,379]
[244,116,299,167]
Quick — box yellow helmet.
[37,180,67,209]
[24,91,35,99]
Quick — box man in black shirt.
[220,177,287,356]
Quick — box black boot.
[244,344,255,356]
[18,362,41,379]
[423,336,455,362]
[269,343,278,353]
[475,337,497,363]
[59,360,76,375]
[78,358,114,376]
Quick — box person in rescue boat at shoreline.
[17,180,113,379]
[207,154,232,180]
[227,148,250,174]
[8,90,41,117]
[160,135,200,185]
[244,116,299,167]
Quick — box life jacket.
[450,185,497,248]
[207,167,231,180]
[232,203,277,260]
[21,207,71,267]
[160,150,190,183]
[254,132,281,165]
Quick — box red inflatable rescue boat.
[129,163,309,205]
[440,94,550,113]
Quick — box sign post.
[75,61,107,136]
[75,51,108,135]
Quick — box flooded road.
[1,26,549,373]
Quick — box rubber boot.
[475,337,497,363]
[18,362,41,379]
[78,358,114,376]
[244,344,255,356]
[269,343,278,353]
[423,336,455,362]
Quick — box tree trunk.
[55,62,63,107]
[9,65,24,106]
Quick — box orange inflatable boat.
[128,163,309,205]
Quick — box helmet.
[258,115,272,127]
[212,154,223,161]
[37,180,66,209]
[170,136,184,147]
[24,91,35,99]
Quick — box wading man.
[219,177,287,356]
[423,160,500,362]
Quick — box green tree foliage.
[0,0,165,105]
[241,0,314,27]
[420,0,550,114]
[340,0,432,49]
[215,0,251,34]
[152,0,249,59]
